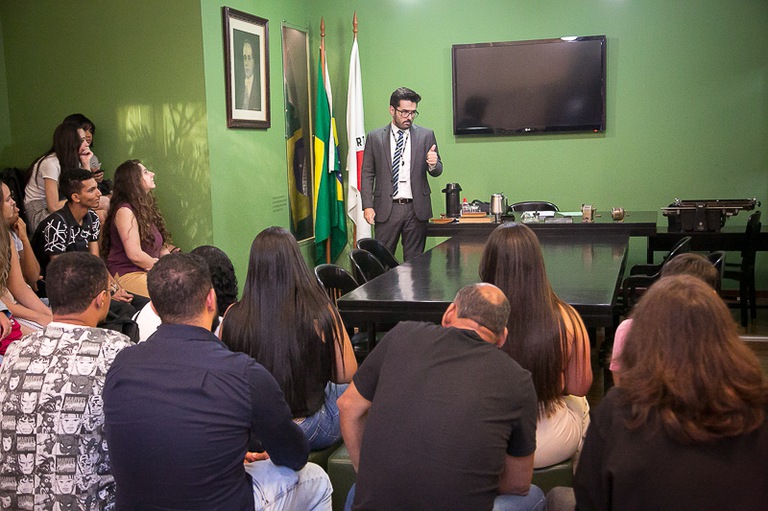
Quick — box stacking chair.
[356,238,400,271]
[314,264,375,358]
[723,211,762,326]
[620,236,692,312]
[349,249,386,283]
[314,264,359,307]
[509,200,559,213]
[706,250,726,294]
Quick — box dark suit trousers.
[375,202,427,262]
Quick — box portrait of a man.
[237,37,261,111]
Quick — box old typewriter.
[662,198,760,232]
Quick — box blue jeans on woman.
[298,382,348,450]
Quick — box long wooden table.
[337,234,629,330]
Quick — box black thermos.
[442,183,462,218]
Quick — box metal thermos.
[443,183,462,218]
[490,193,507,222]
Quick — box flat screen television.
[452,35,606,135]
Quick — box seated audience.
[220,227,357,450]
[101,159,174,298]
[133,244,238,341]
[0,252,133,509]
[480,222,592,468]
[574,275,768,510]
[2,183,52,333]
[610,252,719,385]
[62,113,111,212]
[103,253,332,510]
[2,181,40,288]
[0,221,20,360]
[23,122,93,231]
[338,284,545,511]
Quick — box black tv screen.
[452,36,606,135]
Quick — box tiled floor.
[588,303,768,408]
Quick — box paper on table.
[559,212,583,217]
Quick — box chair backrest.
[356,238,400,271]
[509,201,559,213]
[706,250,726,293]
[741,211,762,265]
[349,249,386,283]
[664,235,692,264]
[314,264,359,306]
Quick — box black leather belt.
[393,198,413,204]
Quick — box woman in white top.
[23,122,93,230]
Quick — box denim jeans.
[344,483,546,511]
[245,459,332,511]
[298,382,348,450]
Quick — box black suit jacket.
[360,124,443,222]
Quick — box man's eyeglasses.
[243,55,254,61]
[396,109,419,119]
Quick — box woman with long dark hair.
[575,275,768,510]
[101,159,173,298]
[480,222,592,468]
[220,226,357,450]
[24,122,93,230]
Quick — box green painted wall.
[315,0,768,215]
[199,0,314,281]
[0,19,10,158]
[0,0,213,251]
[2,0,767,286]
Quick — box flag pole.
[351,12,358,243]
[320,18,331,263]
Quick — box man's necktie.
[392,129,404,195]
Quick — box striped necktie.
[392,129,404,195]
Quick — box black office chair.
[509,201,559,213]
[723,211,762,326]
[314,264,379,358]
[706,250,726,294]
[314,264,359,306]
[628,236,692,277]
[349,249,387,283]
[620,236,692,312]
[356,238,400,271]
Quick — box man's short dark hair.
[59,168,94,202]
[390,87,421,108]
[454,283,510,336]
[147,253,212,324]
[661,253,719,289]
[47,253,109,315]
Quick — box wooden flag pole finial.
[353,12,358,38]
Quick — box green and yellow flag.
[313,47,347,264]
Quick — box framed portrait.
[223,7,270,129]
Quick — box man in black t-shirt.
[338,283,545,511]
[32,168,101,279]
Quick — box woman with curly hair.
[220,227,357,450]
[480,222,592,468]
[574,275,768,510]
[101,159,174,298]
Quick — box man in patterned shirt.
[32,168,101,279]
[0,252,133,510]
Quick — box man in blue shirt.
[103,253,332,510]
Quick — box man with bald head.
[338,283,545,511]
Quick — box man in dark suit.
[360,87,443,261]
[238,38,260,110]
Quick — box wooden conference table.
[337,234,629,331]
